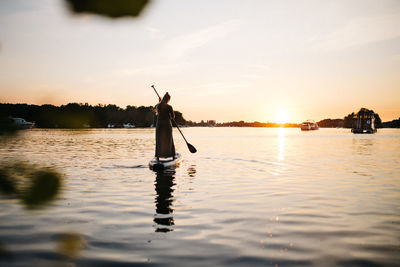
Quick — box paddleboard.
[149,153,183,171]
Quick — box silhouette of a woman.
[155,92,176,160]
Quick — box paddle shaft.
[171,117,189,143]
[151,85,161,100]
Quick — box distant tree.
[174,111,186,125]
[381,117,400,128]
[343,112,355,128]
[317,119,344,128]
[374,112,382,128]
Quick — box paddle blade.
[187,143,197,153]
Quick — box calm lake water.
[1,128,399,266]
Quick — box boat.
[300,120,319,131]
[123,123,135,128]
[149,153,183,171]
[8,117,35,129]
[351,109,377,134]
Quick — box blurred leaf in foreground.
[56,232,86,259]
[0,162,62,210]
[0,242,13,259]
[65,0,150,18]
[0,168,17,195]
[22,170,62,209]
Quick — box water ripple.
[0,128,399,266]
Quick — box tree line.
[1,104,397,129]
[187,108,395,128]
[0,103,186,128]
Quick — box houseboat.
[351,111,377,134]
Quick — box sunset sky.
[0,0,399,123]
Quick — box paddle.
[151,85,197,153]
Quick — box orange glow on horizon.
[274,109,290,124]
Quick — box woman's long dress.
[155,103,175,158]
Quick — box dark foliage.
[317,119,344,128]
[0,103,186,128]
[0,162,62,210]
[66,0,150,18]
[22,170,61,209]
[0,116,18,135]
[343,112,355,128]
[380,118,400,128]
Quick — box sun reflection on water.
[278,127,285,161]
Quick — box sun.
[274,109,290,124]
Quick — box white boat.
[123,123,135,128]
[301,121,319,131]
[149,153,183,171]
[9,117,34,129]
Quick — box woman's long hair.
[161,92,170,104]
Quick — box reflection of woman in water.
[154,171,175,232]
[155,92,176,160]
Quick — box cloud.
[311,13,400,50]
[163,20,241,59]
